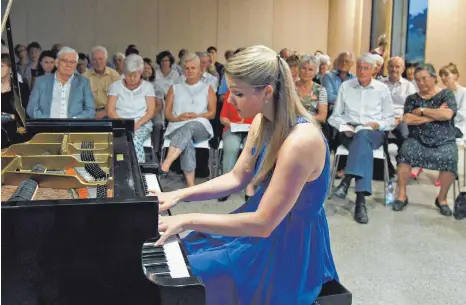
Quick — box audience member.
[370,34,388,77]
[107,54,159,163]
[224,50,234,61]
[84,46,121,119]
[77,53,89,75]
[27,47,95,119]
[176,49,188,75]
[218,90,255,202]
[393,64,457,217]
[207,46,224,81]
[142,58,155,82]
[295,55,328,123]
[313,54,330,85]
[113,52,125,75]
[1,54,30,147]
[402,61,419,88]
[286,54,300,83]
[155,50,182,96]
[315,50,324,56]
[51,43,63,53]
[125,45,139,56]
[322,51,355,108]
[161,53,216,187]
[439,63,466,138]
[328,53,394,224]
[196,51,219,91]
[279,48,290,59]
[37,50,57,76]
[23,41,42,88]
[14,44,29,77]
[383,57,417,146]
[371,54,384,80]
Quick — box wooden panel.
[157,0,217,56]
[272,0,329,54]
[217,0,274,59]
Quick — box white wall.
[7,0,329,62]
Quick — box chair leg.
[383,156,389,205]
[328,154,340,199]
[208,149,214,180]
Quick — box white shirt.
[108,80,155,121]
[164,81,213,139]
[383,77,417,117]
[328,78,395,131]
[182,72,218,92]
[454,86,466,138]
[50,73,74,118]
[154,68,182,95]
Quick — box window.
[405,0,428,62]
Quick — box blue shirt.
[218,75,228,95]
[321,70,355,104]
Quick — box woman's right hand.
[148,190,183,211]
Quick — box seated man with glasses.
[27,47,95,119]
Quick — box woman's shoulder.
[437,88,455,100]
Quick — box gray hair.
[357,53,377,68]
[414,63,437,79]
[57,46,78,61]
[318,54,331,65]
[181,53,200,67]
[91,46,108,59]
[195,51,209,59]
[124,54,144,73]
[334,51,354,69]
[371,53,384,65]
[300,55,319,69]
[113,52,125,61]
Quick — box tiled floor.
[159,157,466,305]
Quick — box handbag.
[454,192,466,220]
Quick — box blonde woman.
[150,46,338,305]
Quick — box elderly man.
[27,47,95,119]
[84,46,121,119]
[383,57,417,145]
[322,52,356,107]
[193,51,218,92]
[328,53,395,224]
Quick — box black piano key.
[142,248,165,255]
[152,273,171,278]
[142,251,166,259]
[145,264,170,274]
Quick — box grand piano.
[1,119,206,305]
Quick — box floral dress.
[397,89,458,174]
[296,82,328,115]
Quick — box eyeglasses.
[60,59,77,66]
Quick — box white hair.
[91,46,108,59]
[357,53,377,68]
[195,51,209,59]
[57,46,78,61]
[113,52,125,61]
[371,53,384,65]
[300,55,319,69]
[124,54,144,73]
[181,53,200,68]
[318,54,331,65]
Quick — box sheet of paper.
[230,123,251,133]
[355,125,373,133]
[338,124,355,133]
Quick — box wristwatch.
[420,108,424,116]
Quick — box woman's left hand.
[154,214,193,246]
[134,121,142,130]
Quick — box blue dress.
[182,117,338,305]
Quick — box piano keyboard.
[142,173,190,279]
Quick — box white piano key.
[144,174,161,193]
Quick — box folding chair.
[328,145,389,202]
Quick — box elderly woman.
[313,54,330,85]
[295,55,328,124]
[371,54,384,80]
[112,52,125,75]
[393,64,458,216]
[155,50,182,96]
[286,55,300,82]
[161,53,216,187]
[107,54,159,163]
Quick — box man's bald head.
[388,56,406,82]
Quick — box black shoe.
[218,196,229,202]
[354,197,368,224]
[435,198,452,216]
[392,198,409,212]
[334,181,349,200]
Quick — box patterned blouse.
[404,89,457,147]
[296,82,328,115]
